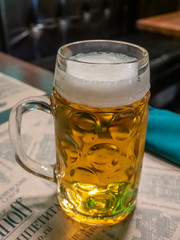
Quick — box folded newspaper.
[0,73,180,240]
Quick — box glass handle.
[9,96,56,182]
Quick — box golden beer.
[9,40,150,226]
[50,40,150,225]
[51,88,150,225]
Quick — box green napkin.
[145,106,180,166]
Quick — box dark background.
[0,0,180,113]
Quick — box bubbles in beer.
[54,52,150,108]
[69,52,136,64]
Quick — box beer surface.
[54,52,150,108]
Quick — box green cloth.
[145,106,180,166]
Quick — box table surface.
[0,52,180,240]
[136,11,180,38]
[0,52,54,95]
[0,52,54,123]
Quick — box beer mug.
[9,40,150,225]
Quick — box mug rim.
[58,39,149,65]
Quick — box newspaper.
[0,111,180,240]
[0,72,45,113]
[0,75,180,240]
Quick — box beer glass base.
[58,199,136,226]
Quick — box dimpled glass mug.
[9,40,150,226]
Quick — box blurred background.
[0,0,180,113]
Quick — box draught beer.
[50,41,150,225]
[9,40,150,226]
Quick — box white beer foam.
[54,52,150,108]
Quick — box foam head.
[54,43,150,108]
